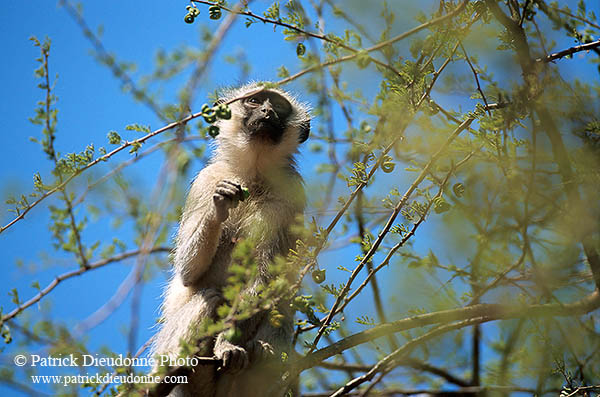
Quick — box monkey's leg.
[214,311,293,397]
[153,289,223,397]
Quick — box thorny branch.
[0,88,263,236]
[295,290,600,374]
[0,2,464,237]
[308,40,465,353]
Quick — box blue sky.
[1,0,599,395]
[0,2,383,394]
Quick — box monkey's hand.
[214,335,249,374]
[247,339,276,363]
[213,180,245,223]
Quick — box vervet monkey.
[151,82,311,397]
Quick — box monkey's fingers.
[219,179,242,190]
[212,193,227,204]
[220,347,249,374]
[215,186,240,199]
[216,180,246,202]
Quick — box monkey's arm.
[174,172,244,287]
[173,206,222,287]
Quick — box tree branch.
[276,0,469,85]
[296,291,600,373]
[0,247,170,323]
[485,0,600,292]
[535,39,600,63]
[0,88,263,236]
[310,115,474,352]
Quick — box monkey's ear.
[298,120,310,143]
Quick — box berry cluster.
[200,103,232,138]
[184,5,200,24]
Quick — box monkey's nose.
[260,104,275,120]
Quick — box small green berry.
[452,182,465,197]
[208,125,220,138]
[360,122,372,133]
[433,196,451,214]
[184,13,195,24]
[241,187,250,200]
[381,156,395,173]
[209,5,222,19]
[296,43,306,57]
[216,104,232,120]
[311,269,326,284]
[203,108,217,124]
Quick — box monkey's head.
[214,82,311,167]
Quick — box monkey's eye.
[246,97,261,106]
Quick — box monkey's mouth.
[249,119,283,143]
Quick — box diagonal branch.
[192,0,403,76]
[296,290,600,374]
[535,39,600,63]
[276,0,469,85]
[0,88,263,236]
[0,247,170,323]
[310,116,474,352]
[330,317,489,397]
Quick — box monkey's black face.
[242,91,293,144]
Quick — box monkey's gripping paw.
[213,180,245,222]
[247,339,275,363]
[216,344,249,374]
[200,288,224,308]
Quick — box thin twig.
[296,291,600,374]
[459,42,491,115]
[0,247,170,323]
[192,0,403,76]
[60,0,165,119]
[548,5,600,31]
[310,113,474,353]
[536,39,600,62]
[0,88,262,235]
[276,0,469,86]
